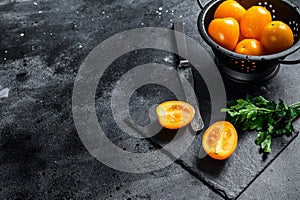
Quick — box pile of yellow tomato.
[208,0,294,56]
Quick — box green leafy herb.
[221,95,300,153]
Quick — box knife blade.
[173,22,204,132]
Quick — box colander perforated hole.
[229,58,239,69]
[258,2,276,19]
[234,60,240,68]
[291,21,296,28]
[251,62,257,70]
[271,9,276,19]
[289,21,299,37]
[240,60,246,71]
[261,1,269,7]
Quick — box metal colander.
[197,0,300,83]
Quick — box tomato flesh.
[202,121,238,160]
[156,101,195,129]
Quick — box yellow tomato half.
[156,101,195,129]
[202,121,238,160]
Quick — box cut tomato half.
[202,121,238,160]
[156,101,195,129]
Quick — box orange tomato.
[202,121,238,160]
[208,17,240,51]
[240,6,272,39]
[234,39,265,56]
[260,21,294,54]
[214,0,246,22]
[156,101,195,129]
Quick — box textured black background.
[1,0,300,199]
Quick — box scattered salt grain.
[20,33,24,37]
[33,2,38,6]
[0,88,10,98]
[163,56,172,63]
[158,7,163,11]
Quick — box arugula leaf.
[260,134,272,153]
[221,96,300,153]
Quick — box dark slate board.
[180,128,298,199]
[126,63,299,199]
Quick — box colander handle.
[278,58,300,64]
[197,0,208,9]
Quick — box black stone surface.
[1,0,300,199]
[142,57,300,199]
